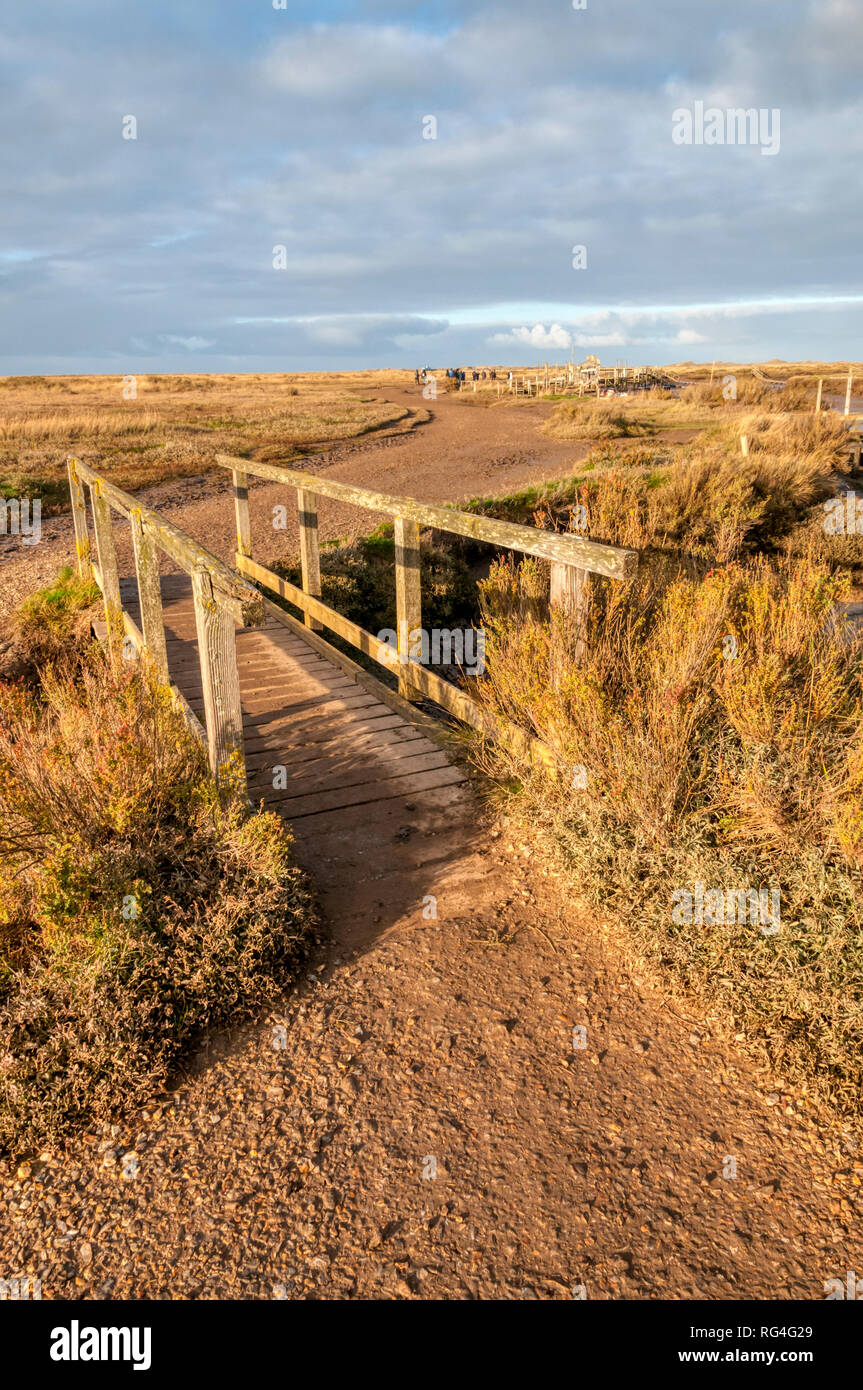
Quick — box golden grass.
[0,372,413,511]
[471,549,863,1114]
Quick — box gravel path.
[1,388,860,1300]
[2,816,861,1301]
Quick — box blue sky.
[1,0,860,374]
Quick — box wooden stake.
[89,480,123,657]
[297,488,322,630]
[394,516,422,703]
[130,509,169,683]
[845,370,853,416]
[815,378,823,416]
[232,468,251,559]
[191,567,246,793]
[740,435,749,456]
[67,458,92,580]
[550,561,589,677]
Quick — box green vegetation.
[0,578,315,1155]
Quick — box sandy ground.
[1,386,860,1301]
[0,387,695,620]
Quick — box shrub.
[0,658,314,1154]
[471,551,863,1113]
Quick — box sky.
[1,0,861,374]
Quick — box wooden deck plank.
[118,573,467,830]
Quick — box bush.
[0,566,100,682]
[0,658,315,1155]
[472,551,863,1114]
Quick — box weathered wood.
[232,469,252,559]
[255,594,458,748]
[130,507,169,682]
[845,370,854,417]
[297,488,322,631]
[74,460,263,626]
[815,378,823,415]
[394,515,422,702]
[242,559,552,766]
[740,435,749,457]
[191,568,247,793]
[216,453,638,580]
[67,458,92,579]
[550,561,589,675]
[89,480,123,657]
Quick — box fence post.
[67,458,92,580]
[297,488,322,631]
[191,567,246,793]
[394,516,422,703]
[845,370,853,417]
[232,468,252,560]
[740,435,749,457]
[90,480,123,658]
[815,378,823,416]
[131,509,169,683]
[550,561,589,679]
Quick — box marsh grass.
[0,581,315,1154]
[471,550,863,1113]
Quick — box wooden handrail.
[213,451,639,722]
[215,454,637,581]
[67,458,264,793]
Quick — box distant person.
[414,369,420,385]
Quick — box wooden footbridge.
[66,456,637,870]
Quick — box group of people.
[413,367,499,385]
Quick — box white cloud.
[160,335,215,351]
[491,322,572,350]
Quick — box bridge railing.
[67,457,264,791]
[214,453,638,742]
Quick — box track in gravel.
[1,388,861,1299]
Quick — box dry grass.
[0,372,413,514]
[0,582,315,1155]
[471,550,863,1114]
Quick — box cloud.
[159,335,215,351]
[0,0,860,370]
[492,323,573,351]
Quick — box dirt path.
[1,809,859,1301]
[1,388,860,1300]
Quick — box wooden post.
[67,458,92,580]
[740,435,749,456]
[845,370,853,417]
[130,509,169,683]
[89,480,123,656]
[191,567,246,793]
[550,561,589,676]
[394,516,422,703]
[297,488,322,631]
[815,378,823,415]
[232,468,251,560]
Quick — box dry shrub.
[2,566,101,679]
[0,658,314,1154]
[473,550,863,1111]
[543,398,656,440]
